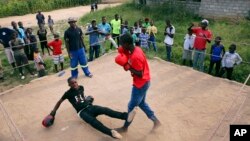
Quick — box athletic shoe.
[86,73,93,78]
[21,76,25,80]
[111,130,123,139]
[127,107,138,122]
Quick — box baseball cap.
[201,19,209,25]
[68,17,77,23]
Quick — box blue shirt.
[211,44,225,61]
[98,23,111,37]
[14,28,26,41]
[0,28,15,48]
[139,33,149,48]
[87,27,100,46]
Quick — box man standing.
[110,14,121,49]
[0,26,16,72]
[36,11,45,27]
[164,20,175,62]
[115,34,161,133]
[64,17,93,78]
[189,19,212,72]
[98,16,117,54]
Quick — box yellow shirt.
[110,19,121,34]
[147,25,157,37]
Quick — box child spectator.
[142,18,150,28]
[34,48,46,77]
[26,28,37,60]
[37,25,51,56]
[220,44,242,80]
[139,27,149,51]
[147,20,158,52]
[91,3,95,12]
[94,2,98,10]
[86,20,104,61]
[208,36,225,76]
[48,15,54,34]
[122,20,129,35]
[47,33,64,72]
[130,27,138,46]
[182,29,195,66]
[133,22,141,46]
[164,19,175,61]
[9,32,35,79]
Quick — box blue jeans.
[193,49,206,72]
[70,48,91,78]
[166,44,172,61]
[148,36,157,52]
[124,81,157,127]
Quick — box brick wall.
[145,0,250,18]
[199,0,250,18]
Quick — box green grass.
[79,2,250,85]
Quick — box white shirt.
[183,34,196,50]
[222,52,242,68]
[164,25,175,45]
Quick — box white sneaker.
[111,130,123,139]
[34,74,38,77]
[21,76,25,80]
[127,107,138,122]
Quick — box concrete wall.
[145,0,250,18]
[199,0,250,18]
[146,0,200,14]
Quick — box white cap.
[68,17,77,23]
[201,19,209,25]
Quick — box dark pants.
[110,33,120,49]
[89,45,100,62]
[166,44,172,61]
[40,41,50,55]
[220,67,233,80]
[208,60,221,76]
[14,53,33,75]
[79,105,127,137]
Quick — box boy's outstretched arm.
[50,98,64,117]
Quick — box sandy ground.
[0,3,121,28]
[0,52,249,141]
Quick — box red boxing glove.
[42,115,55,128]
[115,53,128,66]
[124,63,131,71]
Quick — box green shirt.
[110,19,121,34]
[142,22,150,28]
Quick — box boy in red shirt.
[48,33,64,72]
[115,33,161,133]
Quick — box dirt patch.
[0,3,122,27]
[0,53,249,141]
